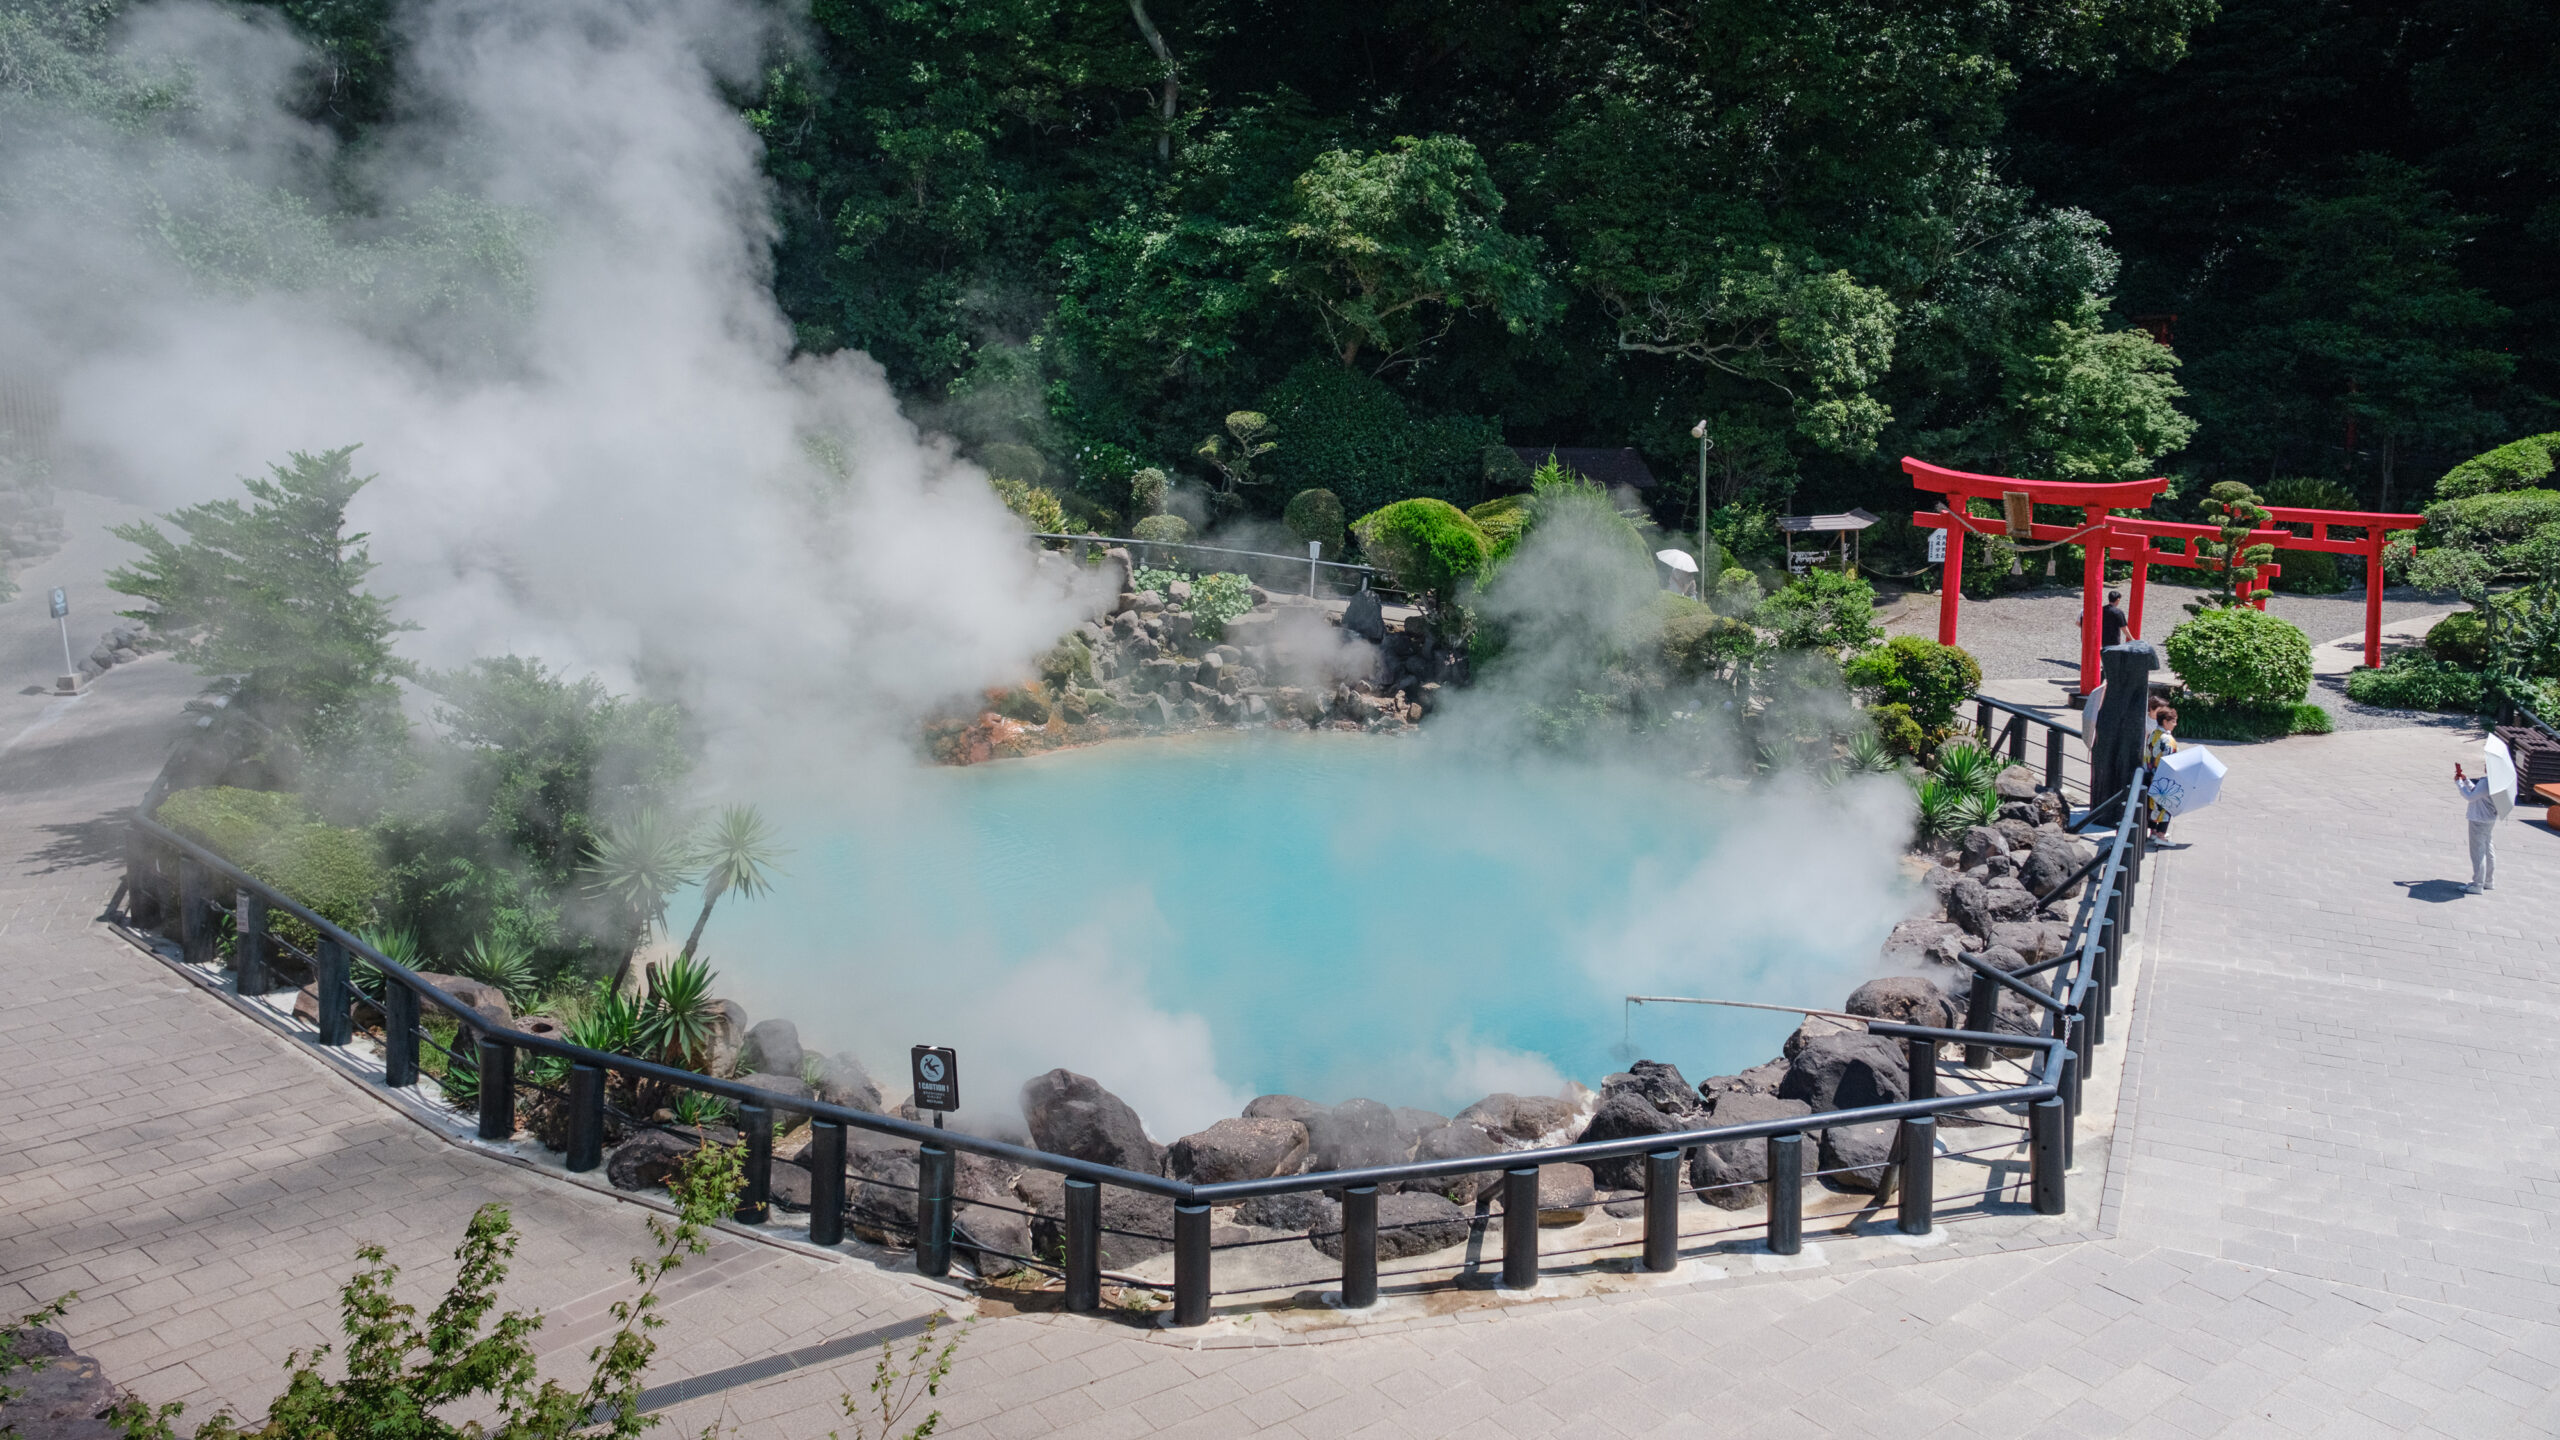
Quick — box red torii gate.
[2106,515,2293,637]
[2256,506,2424,667]
[1907,459,2168,695]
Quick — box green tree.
[109,446,416,773]
[675,804,787,966]
[2188,481,2278,613]
[1275,135,1552,374]
[2006,306,2198,480]
[1350,497,1493,613]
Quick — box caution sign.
[910,1045,958,1113]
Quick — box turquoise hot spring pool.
[710,731,1913,1139]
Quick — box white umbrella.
[2151,745,2226,816]
[2485,735,2517,818]
[1655,548,1700,574]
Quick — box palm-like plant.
[637,954,720,1071]
[1953,785,2002,830]
[1842,729,1901,775]
[585,808,697,991]
[1909,773,1967,843]
[455,931,538,1007]
[1930,741,2004,799]
[676,805,788,965]
[566,986,646,1057]
[352,926,421,1000]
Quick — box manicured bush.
[2344,654,2485,712]
[1756,569,1882,653]
[1133,513,1189,544]
[1129,467,1169,518]
[2424,610,2489,668]
[2162,606,2312,707]
[1257,360,1502,517]
[1658,594,1762,682]
[1351,498,1493,610]
[2435,432,2560,501]
[157,786,386,948]
[2168,698,2333,740]
[1464,494,1530,561]
[1844,635,1982,748]
[1283,488,1346,558]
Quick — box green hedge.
[1845,636,1981,748]
[2344,654,2485,713]
[1258,360,1502,518]
[156,786,385,949]
[2424,610,2488,668]
[2163,607,2312,707]
[1351,498,1492,610]
[2436,432,2560,501]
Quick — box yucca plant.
[676,805,788,966]
[586,808,698,991]
[670,1089,732,1128]
[351,926,421,1001]
[1842,729,1901,775]
[456,931,539,1008]
[1930,740,2005,799]
[1954,785,2002,829]
[637,954,720,1072]
[1909,773,1968,844]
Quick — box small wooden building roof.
[1510,447,1659,490]
[1778,508,1880,533]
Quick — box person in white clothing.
[2455,762,2498,892]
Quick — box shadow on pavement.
[2395,879,2472,903]
[23,810,132,875]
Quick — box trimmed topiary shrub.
[156,786,386,949]
[1129,467,1169,518]
[2162,606,2312,707]
[1756,570,1882,654]
[2435,432,2560,501]
[1351,498,1493,610]
[1845,636,1981,753]
[1283,488,1346,558]
[2424,610,2489,668]
[1257,360,1502,517]
[1658,594,1762,682]
[2345,653,2485,713]
[1132,513,1189,544]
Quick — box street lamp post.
[1690,419,1714,577]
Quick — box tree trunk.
[2377,433,2397,513]
[679,892,718,964]
[1127,1,1178,161]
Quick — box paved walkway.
[6,508,2557,1436]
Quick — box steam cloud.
[4,0,1920,1138]
[3,0,1092,766]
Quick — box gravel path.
[1873,578,2473,732]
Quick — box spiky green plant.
[456,931,538,1007]
[637,954,720,1072]
[676,805,788,966]
[1930,740,2004,799]
[568,986,646,1057]
[586,808,697,991]
[1954,785,2002,830]
[1909,773,1967,844]
[670,1089,732,1128]
[1842,729,1901,774]
[351,926,420,1001]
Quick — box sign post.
[910,1044,958,1125]
[50,588,76,692]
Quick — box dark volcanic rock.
[606,1129,698,1191]
[1234,1190,1338,1233]
[1845,976,1954,1029]
[1013,1171,1176,1270]
[1168,1118,1308,1184]
[1243,1094,1326,1126]
[1688,1094,1817,1210]
[0,1327,119,1440]
[1606,1060,1707,1119]
[1307,1098,1409,1172]
[1020,1068,1165,1175]
[1946,877,1995,939]
[1408,1123,1506,1204]
[1777,1034,1912,1113]
[1819,1121,1900,1192]
[1575,1089,1699,1189]
[736,1019,803,1079]
[813,1053,881,1112]
[1453,1092,1576,1143]
[1310,1191,1470,1261]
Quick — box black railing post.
[2031,1096,2067,1214]
[383,982,418,1087]
[916,1144,954,1278]
[2046,725,2065,793]
[235,890,270,996]
[1501,1167,1540,1290]
[2008,714,2027,764]
[1642,1151,1680,1273]
[178,860,211,965]
[1173,1203,1212,1327]
[1340,1184,1379,1308]
[1897,1116,1935,1235]
[735,1101,771,1222]
[315,937,352,1046]
[475,1036,514,1140]
[567,1062,606,1174]
[1906,1036,1938,1101]
[1962,979,1998,1068]
[1063,1179,1101,1312]
[1766,1135,1803,1255]
[1975,699,1991,739]
[809,1120,846,1246]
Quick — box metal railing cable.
[118,769,2147,1326]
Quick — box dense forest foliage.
[12,0,2556,546]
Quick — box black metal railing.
[1971,694,2090,801]
[1028,532,1402,602]
[117,768,2148,1328]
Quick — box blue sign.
[49,587,68,619]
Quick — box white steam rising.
[5,0,1091,763]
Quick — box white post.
[59,613,75,679]
[1308,539,1321,597]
